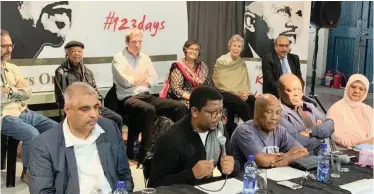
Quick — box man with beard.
[230,94,308,170]
[1,1,72,58]
[242,1,304,58]
[262,35,304,98]
[148,86,234,187]
[1,29,58,183]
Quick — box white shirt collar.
[63,118,105,147]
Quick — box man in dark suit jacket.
[28,82,133,194]
[262,36,304,98]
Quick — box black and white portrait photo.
[1,1,72,59]
[242,1,310,59]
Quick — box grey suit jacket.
[28,118,134,194]
[279,102,334,155]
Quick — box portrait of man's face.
[1,1,72,58]
[243,1,305,58]
[18,1,72,43]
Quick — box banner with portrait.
[242,1,311,60]
[1,1,188,92]
[242,1,311,96]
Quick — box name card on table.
[340,179,374,194]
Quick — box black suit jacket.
[262,50,304,97]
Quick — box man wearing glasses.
[148,86,235,188]
[1,29,58,183]
[262,35,304,98]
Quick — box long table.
[134,164,373,194]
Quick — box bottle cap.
[248,155,255,161]
[117,181,125,189]
[320,143,328,149]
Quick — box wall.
[306,27,330,85]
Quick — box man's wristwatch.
[8,87,13,97]
[305,128,313,138]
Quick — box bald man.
[28,82,133,194]
[231,94,308,170]
[278,74,334,155]
[262,35,304,98]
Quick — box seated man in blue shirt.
[278,73,334,155]
[231,94,308,170]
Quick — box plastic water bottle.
[133,141,140,159]
[243,155,256,194]
[317,143,330,183]
[113,181,127,194]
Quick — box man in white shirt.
[112,28,187,161]
[28,82,134,193]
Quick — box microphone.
[217,136,227,157]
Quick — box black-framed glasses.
[1,44,15,49]
[201,108,226,119]
[276,44,289,48]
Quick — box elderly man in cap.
[54,41,123,130]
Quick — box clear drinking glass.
[256,169,267,194]
[142,188,156,194]
[331,154,341,178]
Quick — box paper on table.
[266,167,307,182]
[340,179,374,194]
[195,178,243,194]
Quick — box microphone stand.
[308,27,327,114]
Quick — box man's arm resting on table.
[255,153,283,168]
[28,137,55,194]
[272,146,308,167]
[284,146,309,163]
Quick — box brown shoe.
[21,169,29,184]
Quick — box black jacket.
[148,115,232,188]
[262,50,304,97]
[54,60,103,108]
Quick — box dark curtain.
[187,1,245,76]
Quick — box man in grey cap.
[54,41,123,130]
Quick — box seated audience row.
[2,25,373,193]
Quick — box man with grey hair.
[112,28,187,162]
[212,34,256,137]
[28,82,134,193]
[54,40,123,130]
[1,29,58,183]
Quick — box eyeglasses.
[276,44,289,48]
[201,108,226,119]
[187,48,200,52]
[1,44,15,49]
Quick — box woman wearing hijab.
[160,40,210,107]
[327,74,373,148]
[212,34,255,136]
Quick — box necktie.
[296,106,314,129]
[281,57,288,74]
